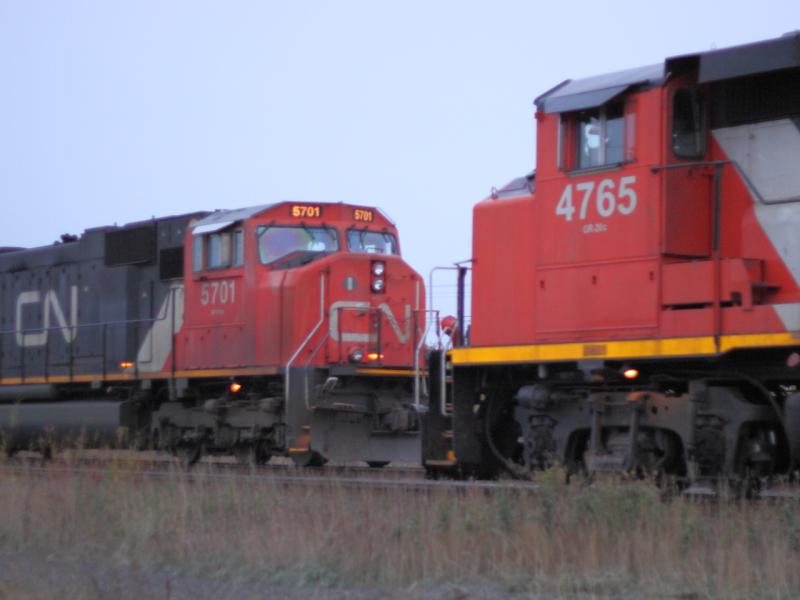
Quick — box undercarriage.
[423,353,800,491]
[152,367,421,466]
[0,367,423,468]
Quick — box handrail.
[413,309,439,409]
[0,284,178,337]
[651,159,800,205]
[440,345,450,417]
[303,330,331,410]
[284,273,326,411]
[427,266,460,320]
[654,160,724,349]
[424,263,472,414]
[1,285,182,382]
[329,304,382,364]
[0,314,169,337]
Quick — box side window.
[207,232,231,269]
[192,228,244,271]
[192,235,203,272]
[575,103,625,169]
[672,88,706,159]
[232,229,244,266]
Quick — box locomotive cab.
[180,202,424,371]
[162,201,426,466]
[426,34,800,487]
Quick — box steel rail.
[0,462,538,494]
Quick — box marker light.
[372,261,386,276]
[119,361,135,369]
[623,368,639,380]
[230,382,242,393]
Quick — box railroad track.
[2,452,798,499]
[5,450,424,477]
[0,455,538,494]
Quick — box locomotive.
[0,202,426,466]
[423,33,800,486]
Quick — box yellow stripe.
[0,366,281,387]
[425,459,457,467]
[451,333,799,366]
[171,367,280,378]
[3,332,796,385]
[719,332,800,353]
[354,368,418,377]
[0,374,136,385]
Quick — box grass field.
[0,457,799,598]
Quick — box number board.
[290,205,322,218]
[353,208,374,222]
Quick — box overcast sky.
[1,1,797,312]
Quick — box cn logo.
[329,301,412,343]
[15,286,79,348]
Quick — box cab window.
[193,228,244,271]
[192,236,203,272]
[232,229,244,266]
[575,102,624,169]
[347,229,399,255]
[207,232,230,268]
[257,225,338,265]
[672,87,706,159]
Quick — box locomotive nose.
[327,254,424,368]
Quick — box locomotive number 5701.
[200,280,236,306]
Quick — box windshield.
[257,226,339,265]
[347,229,399,255]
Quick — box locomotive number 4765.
[200,280,236,306]
[555,175,638,222]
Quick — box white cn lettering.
[15,286,79,348]
[329,301,412,344]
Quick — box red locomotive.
[0,202,426,466]
[423,33,800,487]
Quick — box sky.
[1,0,797,315]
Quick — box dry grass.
[0,459,799,598]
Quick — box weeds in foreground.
[0,460,798,598]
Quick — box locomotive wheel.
[234,443,271,467]
[291,450,328,468]
[40,444,54,461]
[2,445,18,460]
[367,461,390,469]
[175,442,203,468]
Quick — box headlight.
[349,348,364,363]
[371,278,385,293]
[372,261,385,276]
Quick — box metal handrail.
[425,262,472,416]
[0,314,169,337]
[303,330,331,410]
[439,344,450,417]
[329,304,381,364]
[427,266,460,320]
[1,286,181,382]
[0,283,179,337]
[413,309,440,409]
[284,274,326,411]
[651,159,800,205]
